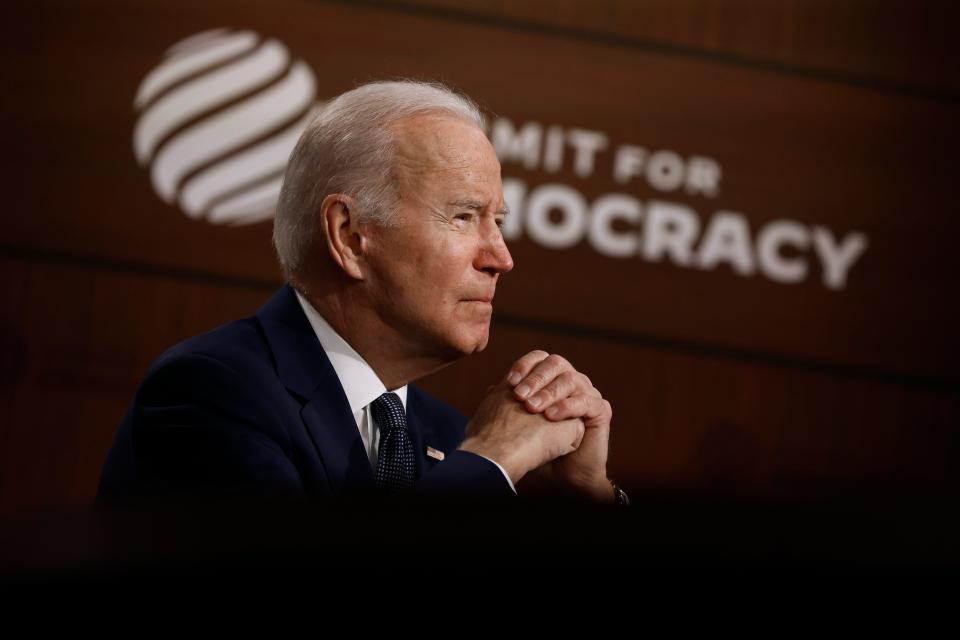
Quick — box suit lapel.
[405,394,436,480]
[256,284,374,494]
[300,394,375,494]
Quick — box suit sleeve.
[98,353,305,505]
[412,450,516,498]
[474,455,518,493]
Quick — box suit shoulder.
[130,315,294,444]
[150,316,273,376]
[133,316,284,414]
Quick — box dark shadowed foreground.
[2,483,957,590]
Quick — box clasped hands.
[459,350,614,503]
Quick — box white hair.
[273,79,486,278]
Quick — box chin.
[432,317,492,359]
[441,329,490,359]
[467,330,491,354]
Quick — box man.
[97,80,624,506]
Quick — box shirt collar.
[294,290,408,414]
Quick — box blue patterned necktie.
[371,392,415,491]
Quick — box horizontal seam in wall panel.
[0,245,281,292]
[326,0,960,104]
[3,244,957,393]
[492,312,960,394]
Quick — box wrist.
[585,477,616,503]
[458,438,523,485]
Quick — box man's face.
[362,114,514,362]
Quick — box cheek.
[418,239,468,290]
[375,227,477,307]
[369,230,424,283]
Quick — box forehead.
[391,113,501,198]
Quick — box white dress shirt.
[294,291,516,493]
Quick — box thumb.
[551,418,584,455]
[570,419,585,449]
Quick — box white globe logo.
[133,28,318,225]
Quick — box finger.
[504,349,550,386]
[544,395,611,423]
[584,374,603,398]
[570,371,601,399]
[513,353,571,400]
[524,371,579,412]
[553,418,585,454]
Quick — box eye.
[454,212,474,224]
[495,217,505,228]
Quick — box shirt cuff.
[475,454,517,494]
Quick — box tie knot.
[371,392,406,431]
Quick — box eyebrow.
[450,198,510,217]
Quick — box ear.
[319,194,368,280]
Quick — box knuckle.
[526,371,547,387]
[559,396,581,414]
[559,371,577,389]
[514,350,547,372]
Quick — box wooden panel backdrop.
[0,0,957,514]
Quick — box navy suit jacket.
[96,283,514,505]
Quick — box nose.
[477,219,514,276]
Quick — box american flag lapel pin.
[426,446,445,461]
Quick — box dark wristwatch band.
[610,479,630,506]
